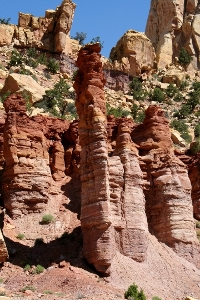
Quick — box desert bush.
[165,83,178,98]
[194,124,200,137]
[173,103,191,119]
[32,264,45,274]
[37,53,48,65]
[90,36,104,48]
[9,49,24,67]
[124,283,146,300]
[24,264,31,272]
[151,87,165,103]
[106,103,129,117]
[20,285,36,292]
[0,91,11,103]
[178,47,192,67]
[173,92,183,102]
[170,119,192,143]
[180,80,189,91]
[129,78,148,101]
[41,214,54,224]
[46,58,60,74]
[190,137,200,155]
[16,233,25,240]
[36,78,76,119]
[152,297,162,300]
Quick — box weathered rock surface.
[145,0,200,70]
[1,73,45,103]
[109,30,156,77]
[2,94,81,217]
[189,155,200,220]
[0,0,76,53]
[74,44,199,275]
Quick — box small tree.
[0,18,11,24]
[73,32,87,45]
[90,36,104,49]
[178,47,192,67]
[124,283,146,300]
[36,78,76,119]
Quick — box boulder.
[1,73,45,103]
[109,30,156,76]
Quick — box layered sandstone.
[2,94,80,217]
[0,0,76,53]
[145,0,200,70]
[74,44,199,274]
[189,155,200,220]
[108,30,156,77]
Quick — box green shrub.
[24,264,31,272]
[41,214,54,224]
[135,110,145,124]
[170,119,192,143]
[0,91,11,103]
[16,233,25,240]
[20,285,36,292]
[178,47,193,67]
[151,87,165,103]
[194,124,200,137]
[9,49,24,67]
[124,283,146,300]
[106,104,129,117]
[44,290,53,294]
[171,119,188,133]
[196,221,200,228]
[165,83,178,98]
[173,92,183,102]
[190,137,200,155]
[0,292,6,296]
[129,78,143,92]
[187,89,200,110]
[37,53,48,65]
[18,68,33,76]
[180,80,189,91]
[32,264,45,274]
[174,104,191,119]
[152,297,162,300]
[26,47,38,58]
[46,58,60,74]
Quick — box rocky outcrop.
[1,73,45,103]
[108,30,156,77]
[145,0,200,70]
[189,155,200,220]
[74,44,199,275]
[2,94,81,217]
[0,0,76,53]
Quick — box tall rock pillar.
[74,44,114,275]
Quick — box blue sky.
[0,0,151,57]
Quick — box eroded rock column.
[74,44,115,275]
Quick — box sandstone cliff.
[108,30,156,77]
[74,43,200,275]
[145,0,200,70]
[0,0,77,54]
